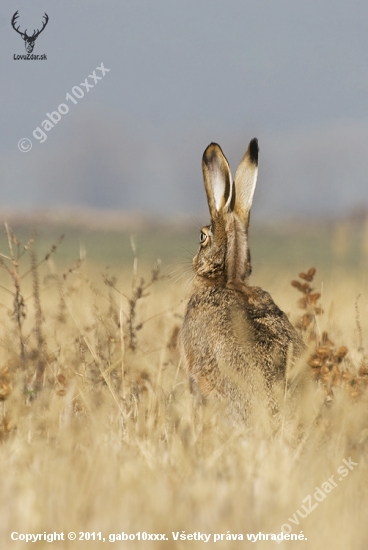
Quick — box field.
[0,215,367,549]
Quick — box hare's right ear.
[233,138,259,230]
[202,143,233,221]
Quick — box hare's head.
[194,139,259,286]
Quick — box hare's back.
[181,286,255,370]
[181,284,302,380]
[245,286,305,360]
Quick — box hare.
[179,139,305,423]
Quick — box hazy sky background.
[1,0,368,221]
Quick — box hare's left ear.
[202,143,233,222]
[233,138,259,230]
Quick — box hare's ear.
[202,143,233,221]
[233,138,259,229]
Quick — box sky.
[1,0,368,221]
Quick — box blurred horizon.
[0,205,365,274]
[1,0,368,222]
[0,203,367,230]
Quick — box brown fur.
[179,140,305,423]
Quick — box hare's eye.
[200,231,207,244]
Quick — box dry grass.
[0,226,367,549]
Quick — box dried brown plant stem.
[119,299,126,398]
[29,246,45,392]
[292,267,368,400]
[4,222,26,362]
[104,257,164,352]
[61,290,126,417]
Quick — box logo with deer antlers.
[11,11,49,53]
